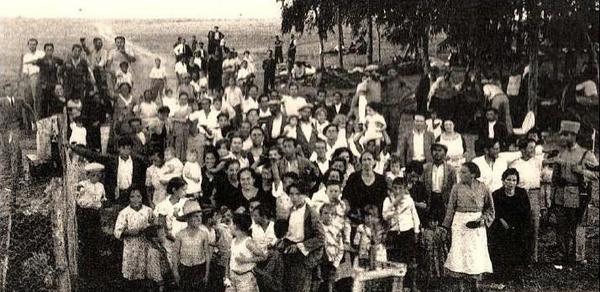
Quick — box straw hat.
[84,162,105,172]
[559,120,580,134]
[176,200,206,222]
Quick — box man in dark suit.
[296,103,319,157]
[422,143,457,223]
[262,49,277,94]
[264,99,286,145]
[277,137,320,182]
[207,26,225,55]
[0,83,29,146]
[476,107,509,154]
[69,136,147,205]
[275,182,324,292]
[397,114,435,167]
[326,91,350,122]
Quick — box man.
[422,143,457,224]
[265,99,286,145]
[477,107,509,154]
[382,67,413,150]
[275,183,324,292]
[107,36,136,96]
[274,35,284,64]
[190,35,198,52]
[326,91,350,122]
[281,83,306,117]
[287,34,297,65]
[63,44,96,100]
[472,138,522,193]
[0,83,28,145]
[277,137,320,180]
[70,136,148,205]
[82,37,109,96]
[262,49,277,93]
[207,26,225,55]
[551,120,598,266]
[484,83,513,134]
[310,139,329,175]
[23,43,64,120]
[511,138,544,264]
[296,103,319,157]
[20,38,44,124]
[194,42,208,74]
[397,114,434,167]
[127,117,147,156]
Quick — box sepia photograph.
[0,0,598,291]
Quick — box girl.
[137,89,159,127]
[173,200,212,291]
[183,149,202,198]
[283,115,299,139]
[314,107,330,140]
[116,61,133,90]
[385,154,403,186]
[362,102,386,146]
[154,178,189,270]
[320,203,345,292]
[146,150,168,207]
[353,204,386,270]
[149,57,167,99]
[227,212,266,292]
[171,93,192,159]
[114,189,163,290]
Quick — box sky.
[1,0,282,19]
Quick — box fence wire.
[0,135,56,292]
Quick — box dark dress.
[342,171,388,224]
[489,187,530,276]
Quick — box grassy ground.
[1,18,599,292]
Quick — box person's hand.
[465,220,482,229]
[499,218,510,230]
[415,202,427,210]
[284,243,299,254]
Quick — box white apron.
[444,211,493,276]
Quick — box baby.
[163,147,183,180]
[363,102,386,144]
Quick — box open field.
[0,17,598,292]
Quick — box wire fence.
[0,133,57,292]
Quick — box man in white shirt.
[510,138,544,263]
[397,114,434,167]
[472,138,521,193]
[281,83,307,117]
[20,38,44,124]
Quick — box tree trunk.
[337,7,344,69]
[367,15,374,64]
[377,24,381,62]
[319,34,326,69]
[527,3,540,114]
[421,25,430,73]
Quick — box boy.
[116,61,133,90]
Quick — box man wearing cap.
[551,120,598,266]
[296,102,319,157]
[422,143,457,223]
[397,114,435,168]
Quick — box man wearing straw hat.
[551,120,598,266]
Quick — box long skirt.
[444,212,493,278]
[150,78,165,99]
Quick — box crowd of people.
[0,24,599,292]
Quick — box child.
[114,189,163,290]
[69,116,87,146]
[150,58,167,99]
[385,154,404,186]
[353,205,387,270]
[426,111,443,140]
[361,102,386,146]
[382,177,420,291]
[137,89,159,127]
[314,107,329,140]
[172,200,212,291]
[162,88,178,116]
[163,147,184,181]
[76,162,106,275]
[320,203,346,292]
[213,97,237,123]
[183,149,202,198]
[205,207,234,292]
[171,93,192,159]
[116,61,134,90]
[213,112,232,143]
[283,115,298,139]
[146,150,168,207]
[67,95,83,119]
[227,212,266,292]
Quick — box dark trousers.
[264,73,275,93]
[179,263,207,292]
[275,47,284,63]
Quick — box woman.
[443,162,494,291]
[237,167,274,211]
[201,148,224,205]
[437,119,467,177]
[342,151,388,225]
[228,212,267,292]
[214,159,241,210]
[331,147,356,179]
[489,168,530,280]
[247,126,266,168]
